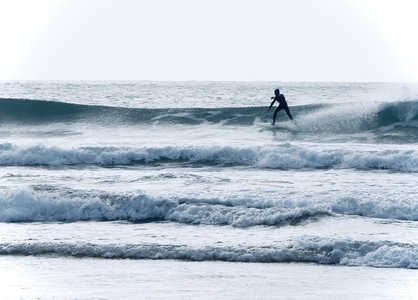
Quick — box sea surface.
[0,81,418,299]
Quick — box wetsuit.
[270,94,293,125]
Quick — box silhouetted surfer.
[268,88,293,125]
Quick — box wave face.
[0,98,260,125]
[1,98,418,136]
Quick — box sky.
[0,0,417,82]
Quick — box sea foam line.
[1,237,416,269]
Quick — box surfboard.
[255,122,298,133]
[255,122,279,130]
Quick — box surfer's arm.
[268,99,276,111]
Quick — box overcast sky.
[1,0,417,81]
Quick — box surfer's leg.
[284,107,293,120]
[272,107,282,125]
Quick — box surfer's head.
[274,89,280,96]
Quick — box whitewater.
[0,81,418,299]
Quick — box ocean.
[0,81,417,299]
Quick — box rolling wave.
[1,187,417,268]
[1,98,418,131]
[0,98,261,125]
[1,238,416,268]
[1,143,417,172]
[1,187,417,224]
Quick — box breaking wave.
[1,188,417,224]
[1,238,416,269]
[0,143,417,172]
[1,98,418,130]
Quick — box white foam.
[0,188,175,222]
[1,237,416,268]
[1,143,418,172]
[1,187,417,224]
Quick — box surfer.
[268,88,293,125]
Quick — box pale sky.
[1,0,417,81]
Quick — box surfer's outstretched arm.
[268,99,276,111]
